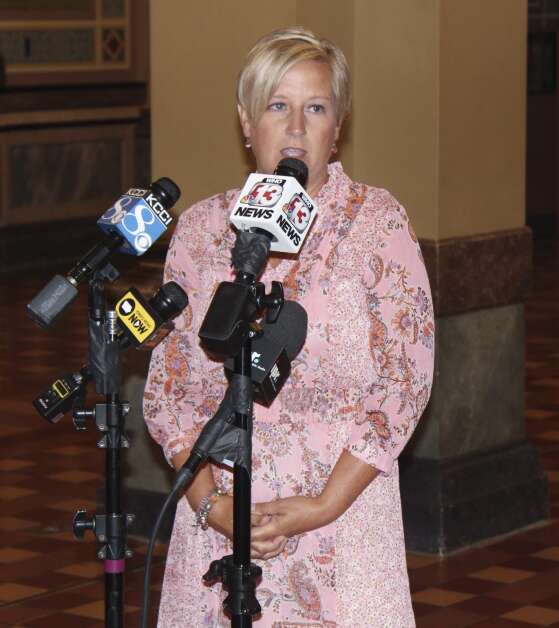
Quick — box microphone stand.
[70,265,135,628]
[196,231,282,626]
[202,331,261,626]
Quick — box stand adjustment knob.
[72,408,94,431]
[73,509,95,539]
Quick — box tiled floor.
[0,237,558,627]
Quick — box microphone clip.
[198,280,284,358]
[261,281,283,323]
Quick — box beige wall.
[438,0,527,238]
[151,1,296,209]
[350,0,440,237]
[151,0,527,240]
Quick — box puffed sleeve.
[330,189,435,476]
[142,195,233,466]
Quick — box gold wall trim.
[0,105,141,128]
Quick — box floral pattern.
[143,162,434,627]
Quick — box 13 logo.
[283,194,312,233]
[245,182,283,207]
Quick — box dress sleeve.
[332,191,435,476]
[142,199,230,466]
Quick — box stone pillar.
[336,0,547,554]
[136,0,548,550]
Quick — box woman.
[144,27,434,627]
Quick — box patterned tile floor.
[0,237,558,627]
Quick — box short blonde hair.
[237,27,351,123]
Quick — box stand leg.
[232,464,253,628]
[104,396,126,628]
[105,573,123,628]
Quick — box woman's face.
[238,60,341,198]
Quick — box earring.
[244,138,252,148]
[331,143,338,155]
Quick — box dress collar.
[314,161,350,204]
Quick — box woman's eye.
[308,104,326,113]
[268,102,286,111]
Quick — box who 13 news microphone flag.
[230,160,316,255]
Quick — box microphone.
[224,300,308,405]
[96,178,180,256]
[230,158,317,254]
[27,177,181,328]
[199,160,310,357]
[115,280,188,349]
[32,281,188,424]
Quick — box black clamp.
[203,555,262,617]
[73,510,135,559]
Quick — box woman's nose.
[287,108,306,136]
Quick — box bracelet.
[195,487,225,530]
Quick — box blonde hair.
[237,27,351,123]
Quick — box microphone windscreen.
[274,158,308,189]
[262,300,308,360]
[150,281,188,321]
[152,177,181,208]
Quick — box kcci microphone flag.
[97,187,174,256]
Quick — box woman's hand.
[210,451,380,558]
[207,495,272,543]
[250,496,325,559]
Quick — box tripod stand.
[189,230,281,625]
[71,267,135,628]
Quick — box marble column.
[400,229,548,553]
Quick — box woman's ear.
[237,104,252,139]
[334,121,342,143]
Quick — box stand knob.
[73,409,94,431]
[73,509,95,539]
[73,413,87,431]
[264,281,284,323]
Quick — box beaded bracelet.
[195,487,226,530]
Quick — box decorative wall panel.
[0,124,134,226]
[0,29,95,64]
[0,0,134,85]
[10,140,122,209]
[102,0,125,18]
[0,0,95,20]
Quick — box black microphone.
[27,177,181,328]
[275,157,309,186]
[224,300,308,405]
[32,281,188,423]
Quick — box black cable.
[140,469,193,628]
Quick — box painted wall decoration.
[0,0,131,85]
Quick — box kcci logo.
[99,192,173,255]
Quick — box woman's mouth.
[281,147,307,159]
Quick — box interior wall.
[438,0,527,239]
[350,0,440,239]
[151,1,527,241]
[295,0,355,175]
[525,12,559,234]
[151,1,297,210]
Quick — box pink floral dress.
[143,162,434,627]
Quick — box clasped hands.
[210,494,326,560]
